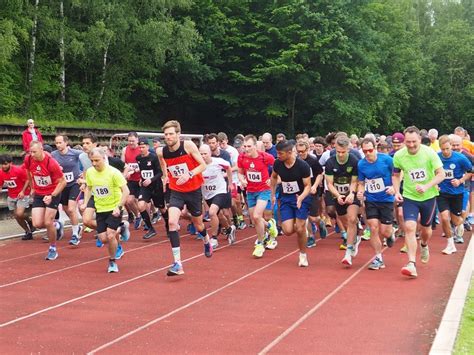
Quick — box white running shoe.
[298,253,309,267]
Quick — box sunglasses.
[362,148,374,153]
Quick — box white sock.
[172,247,181,263]
[376,253,382,260]
[72,225,79,235]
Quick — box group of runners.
[1,121,473,278]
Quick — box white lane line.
[0,234,257,328]
[258,249,383,354]
[87,248,300,354]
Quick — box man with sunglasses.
[357,137,395,270]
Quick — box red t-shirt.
[25,153,64,196]
[124,146,141,182]
[0,164,30,198]
[237,151,275,192]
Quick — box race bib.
[34,175,52,187]
[366,178,385,193]
[204,184,217,192]
[5,180,17,188]
[168,163,189,178]
[64,172,74,183]
[246,171,262,182]
[128,163,139,171]
[334,183,350,195]
[408,168,427,182]
[94,186,110,197]
[444,169,454,179]
[282,181,300,194]
[141,170,154,179]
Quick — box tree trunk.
[286,89,297,138]
[26,0,40,112]
[95,37,111,112]
[59,0,66,102]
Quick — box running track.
[0,222,470,354]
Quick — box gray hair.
[89,147,106,159]
[335,136,350,148]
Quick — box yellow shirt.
[430,140,440,152]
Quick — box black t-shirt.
[273,158,311,195]
[109,157,125,172]
[329,148,362,160]
[303,154,323,185]
[325,154,359,196]
[136,153,162,184]
[213,149,232,165]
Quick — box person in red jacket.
[22,119,44,153]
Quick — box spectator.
[22,119,43,153]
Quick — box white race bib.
[334,183,350,195]
[444,169,454,179]
[94,186,110,197]
[168,163,189,178]
[64,172,74,183]
[5,180,17,188]
[408,168,427,182]
[282,181,300,194]
[204,184,217,192]
[366,178,385,193]
[128,163,139,171]
[34,175,52,187]
[141,170,154,179]
[246,171,262,182]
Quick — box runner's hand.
[395,193,403,203]
[310,185,317,195]
[296,195,303,209]
[17,191,25,199]
[345,193,354,205]
[415,184,427,194]
[176,172,190,185]
[337,195,345,205]
[385,186,395,195]
[451,179,461,187]
[356,191,364,200]
[143,179,151,187]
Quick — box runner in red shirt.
[121,132,142,229]
[26,141,66,260]
[0,154,32,240]
[238,134,278,258]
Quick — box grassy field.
[454,276,474,354]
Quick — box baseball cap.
[392,132,404,143]
[138,137,149,145]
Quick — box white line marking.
[0,234,257,328]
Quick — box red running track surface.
[0,222,470,354]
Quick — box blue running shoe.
[307,236,316,248]
[311,222,318,235]
[467,215,474,225]
[319,220,327,239]
[203,211,210,222]
[69,235,80,246]
[167,261,184,276]
[143,224,150,231]
[119,221,130,242]
[108,260,119,273]
[187,223,197,235]
[96,236,103,248]
[335,224,340,234]
[368,257,385,270]
[45,246,58,260]
[56,221,64,241]
[115,244,124,259]
[204,242,213,258]
[134,217,142,230]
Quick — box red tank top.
[124,146,141,181]
[163,142,203,192]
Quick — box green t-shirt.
[86,165,127,213]
[393,144,443,201]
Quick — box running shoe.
[143,228,157,240]
[357,220,363,231]
[115,244,124,260]
[467,215,474,225]
[227,225,237,245]
[335,224,340,233]
[203,211,211,222]
[454,235,464,244]
[368,257,385,270]
[339,239,347,250]
[84,226,93,233]
[134,217,142,230]
[151,212,160,224]
[265,237,278,250]
[96,236,103,248]
[128,213,135,223]
[253,243,265,258]
[307,236,317,248]
[298,253,309,267]
[56,221,64,241]
[361,228,371,241]
[210,237,219,250]
[267,219,278,238]
[204,242,213,257]
[386,234,395,248]
[108,260,119,273]
[311,222,318,235]
[420,245,430,264]
[341,252,352,266]
[455,223,464,239]
[22,232,33,240]
[351,235,362,257]
[69,235,81,246]
[143,224,150,231]
[400,244,408,253]
[120,221,130,242]
[442,243,457,255]
[187,223,197,235]
[464,221,472,232]
[45,246,58,260]
[401,262,417,278]
[237,220,247,230]
[167,261,184,276]
[319,220,327,239]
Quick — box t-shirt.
[212,149,232,166]
[51,148,83,187]
[430,140,440,152]
[265,145,277,159]
[85,165,127,213]
[137,153,162,185]
[202,157,230,200]
[25,153,64,196]
[223,144,240,184]
[238,151,275,193]
[273,158,311,195]
[0,164,30,198]
[124,146,141,182]
[325,154,359,196]
[302,154,323,185]
[358,153,394,203]
[438,151,472,195]
[393,145,443,201]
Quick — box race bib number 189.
[94,186,110,197]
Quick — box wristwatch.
[118,205,124,211]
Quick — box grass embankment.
[454,276,474,354]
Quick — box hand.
[271,194,276,208]
[296,195,303,209]
[415,184,427,194]
[17,191,25,199]
[79,183,86,192]
[266,179,271,187]
[395,193,404,203]
[310,185,317,195]
[240,179,248,189]
[112,207,121,217]
[176,172,191,186]
[356,190,364,200]
[451,179,461,187]
[143,179,151,187]
[79,202,86,212]
[344,193,354,205]
[337,195,345,205]
[43,195,52,205]
[385,186,395,195]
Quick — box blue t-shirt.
[358,153,394,203]
[266,145,277,159]
[51,148,83,187]
[438,151,472,195]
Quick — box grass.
[454,276,474,354]
[0,145,10,154]
[0,114,156,131]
